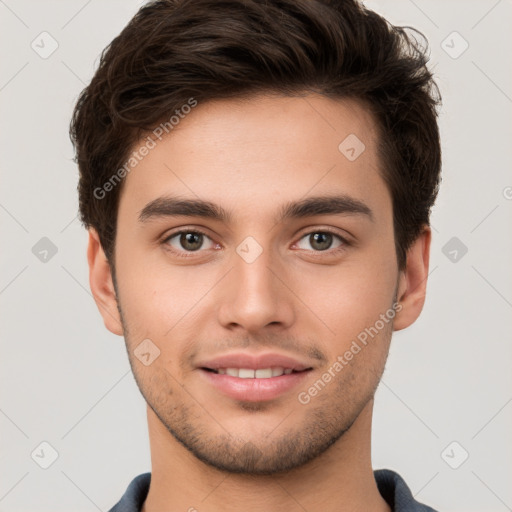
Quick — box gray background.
[1,0,511,510]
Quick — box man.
[70,0,441,510]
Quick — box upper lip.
[198,352,313,372]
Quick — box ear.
[393,226,431,331]
[87,228,124,336]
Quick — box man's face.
[108,94,403,473]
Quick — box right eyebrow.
[138,196,232,224]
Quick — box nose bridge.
[235,244,275,298]
[217,235,294,331]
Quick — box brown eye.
[164,230,215,253]
[180,232,203,251]
[295,231,345,252]
[310,232,333,251]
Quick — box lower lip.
[200,369,311,402]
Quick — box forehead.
[118,93,389,224]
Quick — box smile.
[205,367,301,378]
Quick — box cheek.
[116,257,220,342]
[296,255,398,340]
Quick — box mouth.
[202,367,308,378]
[197,353,314,402]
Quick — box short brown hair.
[70,0,441,270]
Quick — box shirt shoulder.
[108,472,151,512]
[374,468,439,512]
[108,469,439,512]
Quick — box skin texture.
[87,93,431,512]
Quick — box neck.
[141,400,390,512]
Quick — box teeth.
[216,367,292,378]
[255,368,272,378]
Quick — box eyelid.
[161,225,214,242]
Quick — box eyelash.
[161,228,351,259]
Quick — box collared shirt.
[108,469,439,511]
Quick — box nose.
[217,243,295,333]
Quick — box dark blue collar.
[108,469,439,511]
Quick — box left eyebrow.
[137,194,374,224]
[277,194,374,223]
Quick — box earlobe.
[393,226,431,331]
[87,228,124,336]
